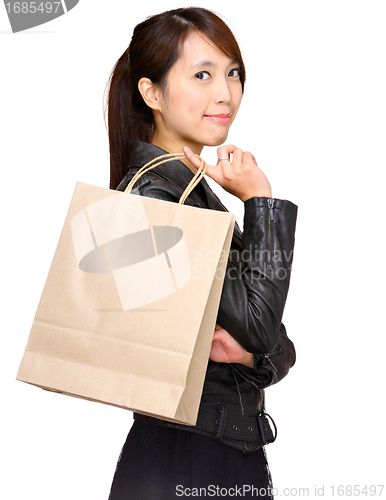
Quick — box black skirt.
[108,421,274,499]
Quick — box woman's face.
[151,32,243,154]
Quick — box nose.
[214,76,231,104]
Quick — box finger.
[183,147,222,185]
[183,147,226,185]
[182,147,203,170]
[217,144,237,159]
[216,146,239,178]
[231,147,243,165]
[243,151,258,166]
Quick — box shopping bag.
[17,154,236,425]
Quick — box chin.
[204,134,230,148]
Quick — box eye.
[195,71,211,80]
[228,68,241,78]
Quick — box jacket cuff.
[244,196,298,218]
[231,356,275,389]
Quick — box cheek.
[177,87,207,119]
[233,88,243,111]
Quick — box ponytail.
[104,48,154,189]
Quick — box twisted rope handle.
[124,153,206,205]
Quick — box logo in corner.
[3,0,79,33]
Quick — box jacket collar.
[128,141,198,190]
[127,141,242,236]
[128,141,228,212]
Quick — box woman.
[105,7,297,499]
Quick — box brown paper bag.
[17,156,235,425]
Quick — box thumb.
[212,329,222,341]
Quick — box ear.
[138,77,162,111]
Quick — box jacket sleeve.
[217,196,298,354]
[120,171,298,356]
[231,322,296,389]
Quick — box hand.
[183,145,272,202]
[209,324,254,368]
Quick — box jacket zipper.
[230,365,246,416]
[267,198,275,222]
[263,354,278,372]
[263,344,284,372]
[267,198,275,268]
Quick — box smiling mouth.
[204,114,232,124]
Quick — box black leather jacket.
[117,141,298,451]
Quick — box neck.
[151,130,203,175]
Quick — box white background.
[1,1,385,498]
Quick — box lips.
[204,114,232,124]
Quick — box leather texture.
[134,405,277,452]
[117,141,298,451]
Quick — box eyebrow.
[191,60,215,69]
[191,59,238,69]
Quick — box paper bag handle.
[124,153,207,205]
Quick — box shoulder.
[116,170,199,206]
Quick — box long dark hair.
[104,7,246,189]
